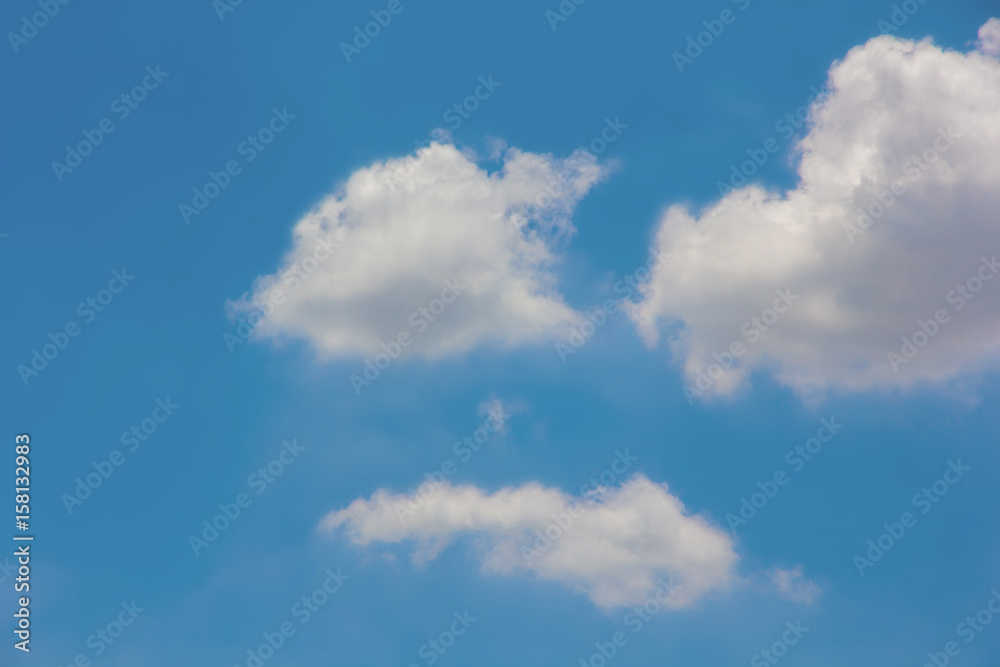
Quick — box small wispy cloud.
[770,566,821,605]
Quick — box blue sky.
[4,0,1000,665]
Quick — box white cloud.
[476,395,514,436]
[229,141,606,359]
[769,566,820,605]
[628,24,1000,399]
[321,475,737,609]
[979,17,1000,56]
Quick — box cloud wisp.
[321,475,738,610]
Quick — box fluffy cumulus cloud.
[321,475,737,609]
[628,23,1000,399]
[979,17,1000,56]
[228,141,605,359]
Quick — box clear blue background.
[2,0,998,665]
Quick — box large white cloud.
[229,141,605,359]
[628,23,1000,399]
[321,475,737,609]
